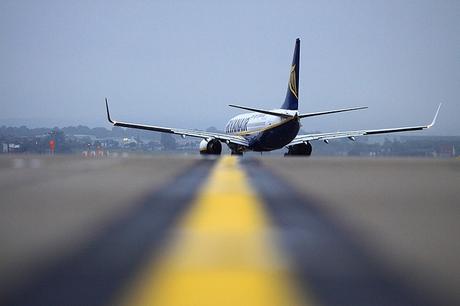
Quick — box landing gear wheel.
[284,142,312,156]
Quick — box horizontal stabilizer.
[228,104,293,118]
[299,106,368,118]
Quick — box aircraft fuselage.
[225,109,300,152]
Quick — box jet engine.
[285,142,312,156]
[199,139,222,155]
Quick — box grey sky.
[1,0,459,135]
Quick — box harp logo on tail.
[289,64,298,99]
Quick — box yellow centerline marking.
[118,156,312,306]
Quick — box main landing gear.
[284,142,312,157]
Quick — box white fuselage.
[225,109,298,136]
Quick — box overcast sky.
[0,0,459,135]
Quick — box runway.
[0,155,459,306]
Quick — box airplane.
[105,38,441,156]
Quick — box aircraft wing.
[289,104,441,146]
[105,99,249,147]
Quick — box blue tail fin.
[281,38,300,110]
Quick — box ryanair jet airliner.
[105,38,441,156]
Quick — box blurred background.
[1,0,459,134]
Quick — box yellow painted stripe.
[118,156,313,306]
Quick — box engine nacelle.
[199,139,222,155]
[285,142,312,156]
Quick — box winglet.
[428,103,442,128]
[105,98,114,124]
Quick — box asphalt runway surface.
[0,155,459,306]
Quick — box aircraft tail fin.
[280,38,300,110]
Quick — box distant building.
[437,144,456,158]
[1,144,21,153]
